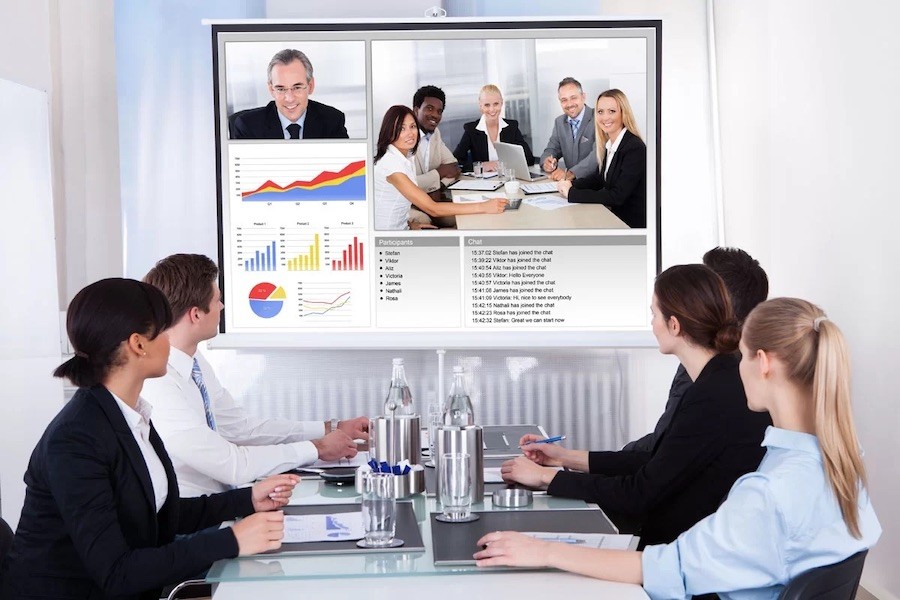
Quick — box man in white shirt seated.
[142,253,367,497]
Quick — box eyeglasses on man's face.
[271,83,309,96]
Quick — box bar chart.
[331,236,364,271]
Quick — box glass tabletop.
[207,478,611,582]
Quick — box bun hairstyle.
[742,298,866,538]
[53,278,173,388]
[654,264,740,353]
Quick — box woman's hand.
[474,531,551,568]
[557,180,573,198]
[232,511,285,556]
[482,160,499,172]
[499,456,555,490]
[251,474,300,512]
[518,434,567,467]
[479,197,509,214]
[409,220,438,230]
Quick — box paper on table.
[523,532,635,550]
[312,452,369,469]
[522,195,570,210]
[283,513,365,543]
[484,467,505,483]
[454,194,489,203]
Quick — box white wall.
[714,1,900,597]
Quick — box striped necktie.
[568,118,581,140]
[191,358,218,431]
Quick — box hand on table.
[232,511,284,556]
[474,531,551,568]
[480,197,509,213]
[251,473,300,512]
[499,456,555,490]
[557,180,573,198]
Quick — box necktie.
[191,358,217,431]
[286,123,301,139]
[569,118,581,140]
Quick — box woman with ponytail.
[502,264,772,547]
[1,278,299,600]
[476,297,881,599]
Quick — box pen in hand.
[520,435,566,448]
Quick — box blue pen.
[520,435,566,447]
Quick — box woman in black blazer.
[0,278,297,600]
[453,84,534,172]
[557,89,646,228]
[501,265,771,548]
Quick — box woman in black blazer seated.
[557,88,646,228]
[500,264,772,548]
[0,278,297,600]
[453,84,534,172]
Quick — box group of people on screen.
[226,48,647,231]
[1,247,881,599]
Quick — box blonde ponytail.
[813,319,866,538]
[742,298,866,538]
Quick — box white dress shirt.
[475,114,509,162]
[604,127,627,178]
[142,347,322,497]
[111,392,168,512]
[374,144,416,230]
[642,427,881,600]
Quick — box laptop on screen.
[494,141,547,181]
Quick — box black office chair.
[1,516,14,564]
[778,550,868,600]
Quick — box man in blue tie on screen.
[540,77,599,182]
[141,253,367,497]
[228,49,349,140]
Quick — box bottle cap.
[393,358,404,365]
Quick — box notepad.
[448,179,503,191]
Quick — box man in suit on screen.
[540,77,598,181]
[408,84,461,228]
[229,48,349,140]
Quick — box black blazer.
[548,353,771,548]
[229,99,349,139]
[0,386,254,600]
[567,129,646,228]
[452,119,534,170]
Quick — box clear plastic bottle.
[384,358,415,416]
[443,366,474,426]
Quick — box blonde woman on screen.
[557,88,646,228]
[373,105,506,231]
[475,298,881,600]
[453,84,535,172]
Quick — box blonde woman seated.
[453,84,534,172]
[374,105,506,231]
[475,298,881,599]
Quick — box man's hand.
[337,416,369,440]
[542,156,558,173]
[437,162,461,179]
[312,430,357,462]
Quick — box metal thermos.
[435,424,484,501]
[369,415,421,466]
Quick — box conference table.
[206,475,649,599]
[448,177,628,230]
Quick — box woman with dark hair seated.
[374,104,506,230]
[477,296,881,599]
[0,278,297,600]
[501,264,772,548]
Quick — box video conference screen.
[211,19,661,347]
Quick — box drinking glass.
[439,452,472,521]
[360,472,396,547]
[427,403,443,466]
[472,161,483,177]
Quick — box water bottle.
[384,358,415,416]
[443,366,474,426]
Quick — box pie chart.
[248,282,286,318]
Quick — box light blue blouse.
[642,427,881,600]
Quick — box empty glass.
[360,472,396,547]
[438,452,475,522]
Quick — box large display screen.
[211,18,661,347]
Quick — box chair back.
[778,550,868,600]
[1,516,13,564]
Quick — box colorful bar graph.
[287,234,321,271]
[243,241,277,272]
[331,237,364,271]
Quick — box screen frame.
[209,17,662,349]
